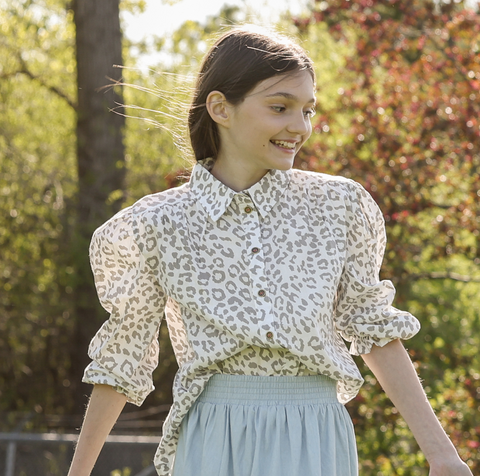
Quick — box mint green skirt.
[172,374,358,476]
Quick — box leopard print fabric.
[83,159,420,475]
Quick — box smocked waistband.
[197,374,338,405]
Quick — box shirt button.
[258,290,266,297]
[266,331,274,339]
[245,206,253,213]
[251,247,260,254]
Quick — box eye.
[271,105,286,113]
[304,107,316,118]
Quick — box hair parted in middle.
[188,26,315,162]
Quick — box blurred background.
[0,0,479,474]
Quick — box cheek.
[249,128,271,147]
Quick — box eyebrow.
[265,92,316,104]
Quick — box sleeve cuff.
[348,336,394,356]
[82,361,153,406]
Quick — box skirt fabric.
[171,374,358,476]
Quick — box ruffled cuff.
[82,361,153,406]
[336,270,421,356]
[348,335,394,356]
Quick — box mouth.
[270,140,297,151]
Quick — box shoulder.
[289,169,384,229]
[132,182,193,219]
[290,168,366,200]
[132,183,193,214]
[92,182,193,244]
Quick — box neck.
[210,155,269,192]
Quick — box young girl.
[67,27,473,476]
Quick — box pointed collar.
[190,158,292,222]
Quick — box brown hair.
[188,26,315,162]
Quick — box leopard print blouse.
[83,158,420,475]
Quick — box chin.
[270,158,295,171]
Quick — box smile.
[270,140,296,150]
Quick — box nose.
[287,110,312,137]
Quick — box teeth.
[272,140,296,149]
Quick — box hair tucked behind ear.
[188,26,315,162]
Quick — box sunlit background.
[1,1,479,475]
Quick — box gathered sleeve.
[83,207,167,406]
[334,181,420,356]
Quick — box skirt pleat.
[172,374,358,476]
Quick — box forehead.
[246,71,315,99]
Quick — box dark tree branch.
[0,71,23,80]
[430,202,456,210]
[15,57,77,110]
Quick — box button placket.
[236,195,275,334]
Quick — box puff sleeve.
[334,181,420,356]
[82,207,167,406]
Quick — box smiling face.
[209,70,316,191]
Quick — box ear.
[206,90,230,127]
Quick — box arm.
[361,339,473,476]
[67,384,127,476]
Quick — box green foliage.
[120,66,193,201]
[0,0,77,417]
[120,0,146,14]
[0,0,76,107]
[296,0,480,473]
[110,468,131,476]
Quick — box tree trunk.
[71,0,125,413]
